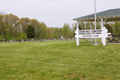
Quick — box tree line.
[0,13,120,40]
[0,13,75,40]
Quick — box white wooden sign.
[75,27,111,46]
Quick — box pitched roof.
[73,8,120,22]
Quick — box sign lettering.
[79,29,102,34]
[81,35,99,38]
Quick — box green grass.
[0,40,120,80]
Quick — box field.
[0,40,120,80]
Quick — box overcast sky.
[1,0,120,27]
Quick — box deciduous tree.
[19,17,30,33]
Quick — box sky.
[0,0,120,27]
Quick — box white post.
[90,21,93,42]
[101,27,107,46]
[101,18,104,43]
[102,32,106,46]
[76,21,79,46]
[94,0,97,45]
[101,18,103,29]
[103,38,106,46]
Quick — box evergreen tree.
[27,25,35,38]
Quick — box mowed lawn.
[0,40,120,80]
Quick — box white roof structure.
[73,8,120,22]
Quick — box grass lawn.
[0,40,120,80]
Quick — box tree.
[39,22,47,39]
[30,19,40,39]
[27,26,35,38]
[104,24,113,34]
[19,17,30,33]
[113,22,120,36]
[0,15,4,36]
[49,27,55,39]
[58,28,63,38]
[72,23,77,37]
[53,27,59,38]
[2,14,20,38]
[62,23,70,38]
[79,21,85,30]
